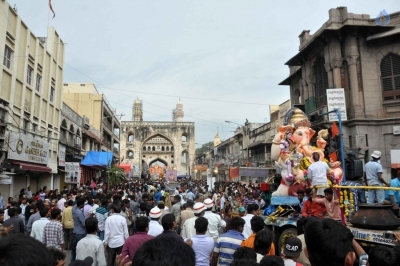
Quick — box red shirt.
[302,199,327,218]
[121,232,154,262]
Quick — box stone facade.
[279,7,400,179]
[120,99,195,177]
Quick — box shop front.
[2,131,53,199]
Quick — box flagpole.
[335,108,346,182]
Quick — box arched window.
[381,53,400,101]
[143,146,146,151]
[293,89,301,104]
[128,133,134,142]
[61,119,67,128]
[182,151,188,164]
[313,55,328,108]
[162,146,165,151]
[69,124,74,132]
[152,146,155,151]
[76,129,80,136]
[166,146,170,151]
[182,133,187,142]
[127,150,134,159]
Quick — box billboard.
[8,131,49,164]
[58,144,66,166]
[165,170,177,182]
[327,88,347,121]
[65,162,81,184]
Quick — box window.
[381,53,400,101]
[3,46,12,68]
[27,65,33,85]
[143,146,146,151]
[293,89,301,104]
[23,119,28,133]
[128,133,134,142]
[127,150,134,159]
[313,55,329,107]
[48,130,52,142]
[50,87,55,102]
[182,134,187,142]
[36,74,42,92]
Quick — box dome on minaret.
[132,97,143,122]
[173,98,184,122]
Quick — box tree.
[195,141,213,155]
[107,165,126,187]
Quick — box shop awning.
[81,151,113,168]
[11,160,52,173]
[118,164,131,173]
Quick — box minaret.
[173,98,184,122]
[214,133,221,146]
[132,97,143,121]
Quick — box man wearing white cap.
[182,202,206,239]
[148,206,164,237]
[364,150,389,204]
[203,198,226,241]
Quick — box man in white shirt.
[89,196,100,216]
[103,203,129,266]
[148,207,163,237]
[76,217,106,266]
[30,208,49,242]
[242,203,259,239]
[182,202,206,239]
[57,194,67,212]
[203,199,226,241]
[307,152,330,196]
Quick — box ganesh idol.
[271,108,338,197]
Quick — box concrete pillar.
[347,55,363,117]
[330,59,343,88]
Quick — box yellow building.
[0,1,65,198]
[62,83,120,157]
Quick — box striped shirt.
[243,198,257,209]
[95,206,108,231]
[214,230,245,265]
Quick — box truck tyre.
[278,228,298,254]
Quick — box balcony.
[102,118,112,131]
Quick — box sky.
[6,0,399,146]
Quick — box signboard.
[65,162,81,184]
[390,150,400,167]
[0,173,12,184]
[239,167,270,178]
[350,228,395,246]
[58,144,66,166]
[165,170,177,182]
[8,131,49,164]
[327,88,347,121]
[393,126,400,135]
[132,165,140,176]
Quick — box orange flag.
[49,0,55,19]
[331,122,339,139]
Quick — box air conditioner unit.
[83,116,90,129]
[74,137,81,146]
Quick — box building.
[0,1,65,198]
[279,7,400,179]
[62,83,120,159]
[120,98,195,178]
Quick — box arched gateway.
[120,99,195,179]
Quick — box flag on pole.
[331,122,339,139]
[49,0,55,19]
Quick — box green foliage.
[195,141,213,155]
[108,165,125,187]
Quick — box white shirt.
[283,258,297,266]
[57,198,66,211]
[103,214,129,248]
[242,214,255,239]
[31,218,50,242]
[77,234,107,266]
[148,220,163,237]
[203,211,226,238]
[89,204,99,215]
[308,161,329,185]
[181,216,198,239]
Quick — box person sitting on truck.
[307,152,330,196]
[312,188,341,221]
[301,188,326,218]
[304,218,362,266]
[364,150,389,204]
[384,169,400,217]
[288,190,308,219]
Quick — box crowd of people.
[0,176,399,266]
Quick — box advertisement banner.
[229,166,239,179]
[165,170,177,182]
[0,173,13,184]
[8,131,50,165]
[239,167,270,178]
[58,144,66,167]
[327,88,347,121]
[65,162,81,184]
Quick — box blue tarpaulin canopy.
[81,152,113,168]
